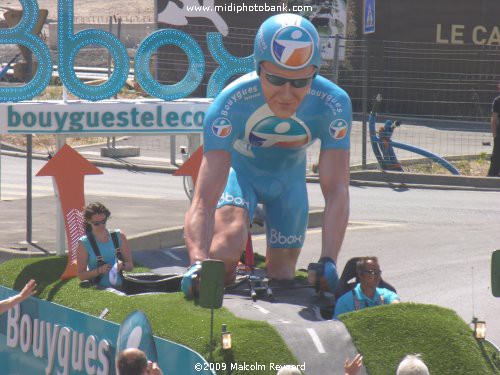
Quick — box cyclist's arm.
[318,148,350,262]
[184,150,231,263]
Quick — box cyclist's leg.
[209,168,257,284]
[210,206,249,284]
[265,247,301,280]
[264,180,308,280]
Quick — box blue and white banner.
[0,99,210,135]
[0,286,214,375]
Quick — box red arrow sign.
[173,146,203,185]
[36,144,102,280]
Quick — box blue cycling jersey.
[203,72,352,248]
[333,283,400,319]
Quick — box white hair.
[276,365,302,375]
[396,354,430,375]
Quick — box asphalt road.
[134,185,500,374]
[1,154,499,374]
[0,155,189,251]
[0,154,186,201]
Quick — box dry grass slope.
[1,0,155,22]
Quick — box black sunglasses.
[261,68,315,89]
[91,219,107,226]
[363,269,382,276]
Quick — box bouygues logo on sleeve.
[211,118,232,138]
[329,119,348,140]
[0,0,254,103]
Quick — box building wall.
[342,0,500,120]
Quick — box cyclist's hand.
[316,257,338,292]
[181,261,202,298]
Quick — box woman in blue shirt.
[77,202,133,288]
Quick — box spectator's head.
[276,365,302,374]
[356,256,382,288]
[84,202,111,233]
[396,354,430,375]
[116,348,148,375]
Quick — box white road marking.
[0,184,54,200]
[253,304,270,314]
[162,250,182,261]
[0,184,166,200]
[276,319,291,324]
[1,183,54,191]
[87,190,166,199]
[80,151,171,163]
[252,221,403,241]
[307,328,326,354]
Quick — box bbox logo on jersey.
[272,26,314,69]
[329,119,348,140]
[249,116,310,148]
[218,192,250,209]
[212,117,232,138]
[270,229,303,246]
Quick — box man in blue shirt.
[334,257,400,318]
[181,13,352,297]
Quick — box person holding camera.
[77,202,133,288]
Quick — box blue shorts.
[217,167,308,249]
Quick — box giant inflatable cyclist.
[181,13,352,297]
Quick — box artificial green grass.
[0,256,298,375]
[4,256,497,375]
[338,303,498,375]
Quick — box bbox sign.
[0,286,214,375]
[0,0,253,134]
[0,0,251,102]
